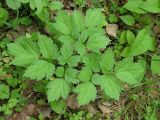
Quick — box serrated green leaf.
[120,15,135,26]
[92,74,101,85]
[54,11,71,34]
[55,66,64,77]
[36,8,50,22]
[58,56,67,65]
[47,79,70,102]
[75,42,86,56]
[7,99,18,108]
[99,48,115,74]
[59,35,75,45]
[67,55,81,67]
[29,0,36,11]
[58,45,80,67]
[38,35,58,60]
[87,33,110,53]
[99,75,122,100]
[86,27,105,36]
[6,0,21,10]
[71,10,85,37]
[151,55,160,74]
[115,58,146,84]
[24,60,55,80]
[19,0,30,3]
[50,100,66,114]
[46,22,61,36]
[74,82,97,105]
[58,44,73,65]
[78,30,88,42]
[85,8,106,28]
[82,53,101,72]
[8,37,39,67]
[60,44,73,58]
[29,0,47,13]
[48,1,64,10]
[65,68,79,84]
[78,67,92,82]
[0,84,10,100]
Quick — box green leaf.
[71,10,85,37]
[47,79,70,102]
[85,8,106,28]
[120,15,135,26]
[29,0,47,13]
[54,11,71,34]
[19,0,30,3]
[55,66,64,77]
[60,44,73,58]
[121,27,155,57]
[92,74,102,85]
[108,14,118,23]
[7,99,18,108]
[99,75,122,100]
[126,30,135,45]
[86,27,105,36]
[115,58,146,84]
[82,53,101,72]
[67,55,81,67]
[50,100,66,114]
[6,0,21,10]
[119,30,127,44]
[78,67,92,82]
[78,30,88,42]
[123,0,146,14]
[74,82,97,105]
[99,48,115,74]
[58,45,80,67]
[142,0,160,13]
[75,41,86,56]
[29,0,36,10]
[48,1,64,10]
[36,8,50,22]
[46,22,61,36]
[8,37,39,67]
[87,33,110,53]
[24,60,55,80]
[58,44,73,65]
[59,35,75,45]
[65,68,79,84]
[151,55,160,74]
[0,7,8,27]
[38,35,58,60]
[0,84,10,100]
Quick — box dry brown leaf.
[106,24,118,37]
[66,95,79,109]
[85,105,98,115]
[9,104,38,120]
[36,106,51,118]
[153,25,160,34]
[9,104,51,120]
[99,104,111,116]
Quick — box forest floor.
[0,0,160,120]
